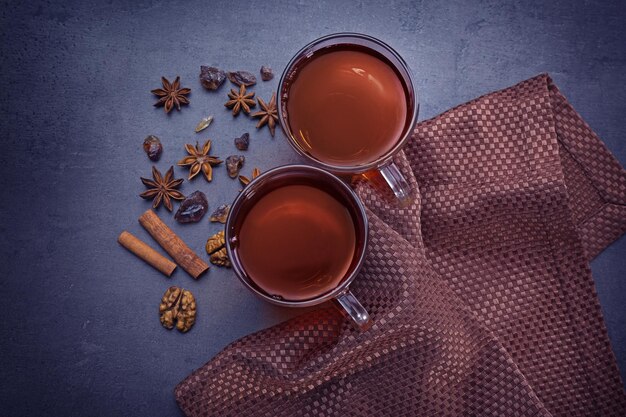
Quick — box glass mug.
[278,33,419,205]
[225,165,371,330]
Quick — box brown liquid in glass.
[237,184,356,301]
[286,47,408,166]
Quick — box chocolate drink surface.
[237,184,356,301]
[286,47,408,166]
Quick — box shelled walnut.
[159,286,196,333]
[206,231,231,268]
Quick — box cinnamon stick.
[139,210,209,279]
[118,231,177,277]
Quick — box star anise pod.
[224,84,255,116]
[151,76,191,113]
[238,167,261,187]
[251,92,279,137]
[177,139,223,182]
[140,166,184,212]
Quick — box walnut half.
[159,286,196,333]
[206,231,231,268]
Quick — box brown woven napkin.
[175,75,626,416]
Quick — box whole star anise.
[140,166,184,211]
[177,139,223,182]
[251,92,278,137]
[151,76,191,113]
[224,84,255,116]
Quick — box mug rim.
[277,32,419,174]
[225,164,369,307]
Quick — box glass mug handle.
[378,161,412,207]
[333,289,372,331]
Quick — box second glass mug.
[225,165,371,331]
[277,33,419,205]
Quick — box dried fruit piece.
[159,286,196,333]
[143,135,163,161]
[174,191,208,223]
[224,84,256,116]
[177,139,223,182]
[210,204,230,223]
[239,167,261,187]
[205,231,231,268]
[226,155,245,178]
[251,92,279,137]
[260,66,274,81]
[151,76,191,113]
[227,70,256,87]
[140,166,184,212]
[199,66,226,90]
[234,132,250,151]
[195,115,213,133]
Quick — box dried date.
[260,66,274,81]
[234,132,249,151]
[210,204,230,223]
[226,155,245,178]
[174,191,208,223]
[143,135,163,161]
[200,66,226,90]
[227,70,256,87]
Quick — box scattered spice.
[252,92,279,137]
[239,167,261,187]
[260,66,274,81]
[210,204,230,223]
[199,66,226,90]
[159,286,196,333]
[139,210,210,279]
[177,139,223,182]
[205,231,231,268]
[194,115,213,133]
[224,84,256,116]
[227,70,256,87]
[151,76,191,113]
[139,166,184,212]
[143,135,163,161]
[226,155,245,178]
[174,191,208,223]
[234,132,250,151]
[118,231,177,277]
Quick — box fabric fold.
[176,75,626,416]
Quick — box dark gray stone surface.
[1,0,624,415]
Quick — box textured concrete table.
[1,0,624,415]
